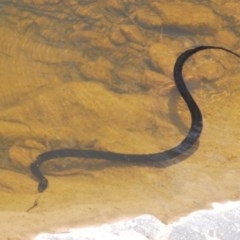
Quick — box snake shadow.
[41,90,201,177]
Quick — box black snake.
[30,46,240,192]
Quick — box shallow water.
[0,0,240,239]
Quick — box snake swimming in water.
[30,45,240,192]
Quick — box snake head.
[38,177,48,192]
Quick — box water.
[33,201,240,240]
[0,1,240,239]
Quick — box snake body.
[30,46,240,192]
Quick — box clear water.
[0,1,240,239]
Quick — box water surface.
[0,1,240,239]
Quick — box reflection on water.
[0,0,240,239]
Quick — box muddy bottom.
[0,1,240,239]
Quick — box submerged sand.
[0,1,240,239]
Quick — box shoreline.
[33,200,240,240]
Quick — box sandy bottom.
[0,1,240,239]
[1,148,239,240]
[32,201,240,240]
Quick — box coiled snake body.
[30,46,240,192]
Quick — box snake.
[30,46,240,192]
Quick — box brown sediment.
[0,1,240,239]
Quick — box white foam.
[34,200,240,240]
